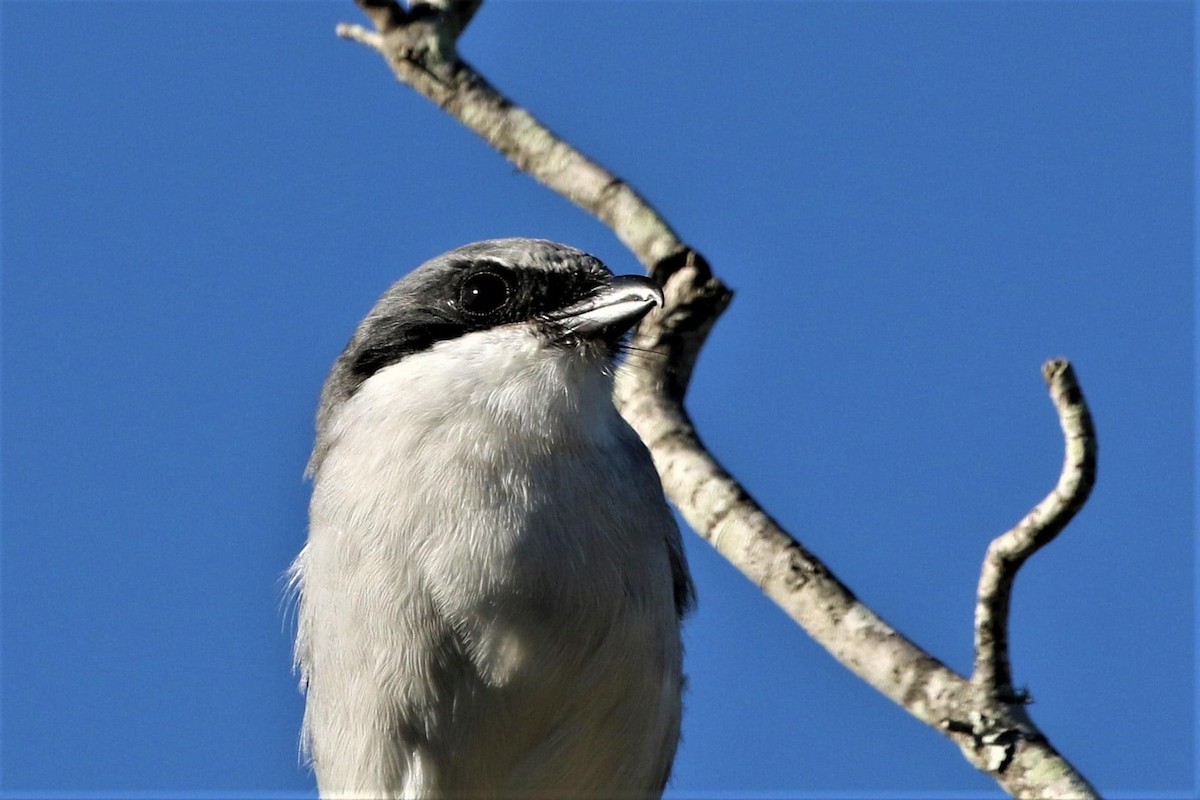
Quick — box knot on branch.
[942,702,1045,775]
[652,248,735,320]
[652,247,712,285]
[630,248,733,400]
[778,540,831,594]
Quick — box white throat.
[329,325,618,460]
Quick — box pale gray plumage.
[290,238,693,799]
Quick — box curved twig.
[335,3,1101,797]
[974,359,1098,696]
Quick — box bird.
[289,238,694,799]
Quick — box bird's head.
[345,238,661,380]
[309,239,663,471]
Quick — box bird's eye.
[458,271,512,316]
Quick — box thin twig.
[336,23,385,50]
[973,359,1098,696]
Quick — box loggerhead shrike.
[290,238,694,799]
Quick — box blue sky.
[1,1,1193,797]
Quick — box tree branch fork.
[336,2,1102,797]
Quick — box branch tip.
[1042,357,1070,386]
[336,23,385,50]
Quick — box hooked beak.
[547,274,664,340]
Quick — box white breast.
[292,325,684,799]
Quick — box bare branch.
[973,359,1098,696]
[337,7,1102,797]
